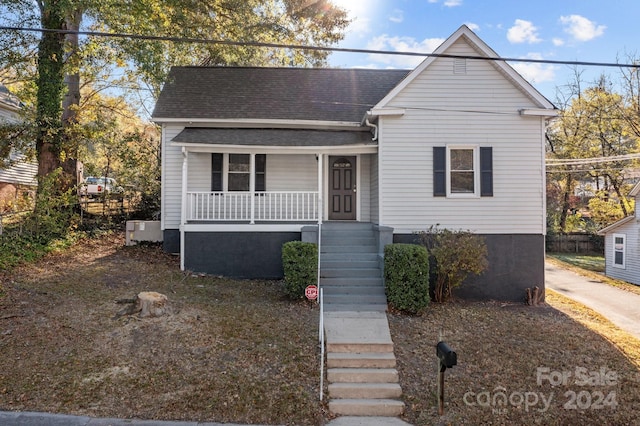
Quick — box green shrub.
[419,225,488,303]
[384,243,430,314]
[282,241,318,300]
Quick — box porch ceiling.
[171,128,376,147]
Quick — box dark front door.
[329,156,356,220]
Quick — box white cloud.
[465,22,480,32]
[511,53,556,84]
[444,0,463,6]
[507,19,542,44]
[389,9,404,24]
[552,38,564,47]
[560,15,606,42]
[366,35,445,68]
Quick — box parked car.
[80,176,124,199]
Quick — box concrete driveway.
[545,261,640,340]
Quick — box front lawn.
[1,233,639,425]
[547,253,605,272]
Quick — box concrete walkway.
[323,311,412,425]
[545,261,640,340]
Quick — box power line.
[2,25,640,69]
[546,153,640,166]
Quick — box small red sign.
[305,285,318,301]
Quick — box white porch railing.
[186,191,319,222]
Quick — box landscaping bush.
[419,225,488,303]
[384,243,430,314]
[282,241,317,300]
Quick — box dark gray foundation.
[163,229,180,254]
[167,228,543,301]
[393,233,545,302]
[184,231,301,279]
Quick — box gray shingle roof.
[152,67,409,122]
[172,128,375,146]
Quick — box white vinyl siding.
[370,153,379,223]
[0,105,37,187]
[359,154,371,222]
[377,37,546,235]
[161,125,185,229]
[604,222,640,285]
[267,154,317,191]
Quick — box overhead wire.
[1,25,640,69]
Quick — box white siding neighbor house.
[152,26,557,301]
[0,85,37,210]
[598,182,640,286]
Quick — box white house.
[152,26,557,301]
[0,84,37,210]
[598,182,640,286]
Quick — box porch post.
[317,153,323,224]
[250,153,255,224]
[180,147,188,271]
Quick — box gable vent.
[453,58,467,74]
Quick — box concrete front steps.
[324,311,405,418]
[320,222,387,312]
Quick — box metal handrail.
[317,221,324,400]
[319,287,325,401]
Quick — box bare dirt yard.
[1,232,640,425]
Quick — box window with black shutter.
[433,146,493,197]
[211,153,266,191]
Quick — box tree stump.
[525,286,545,306]
[136,291,169,317]
[115,291,170,318]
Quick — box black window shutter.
[211,153,223,191]
[480,147,493,197]
[255,154,266,192]
[433,146,446,196]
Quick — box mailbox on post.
[436,341,457,415]
[436,341,457,370]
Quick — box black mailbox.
[436,341,457,369]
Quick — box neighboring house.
[0,84,37,210]
[152,25,557,301]
[598,182,640,286]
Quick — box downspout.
[365,118,378,141]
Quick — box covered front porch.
[175,128,378,226]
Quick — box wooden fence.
[546,233,604,254]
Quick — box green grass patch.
[547,252,605,272]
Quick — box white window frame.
[446,145,479,197]
[612,233,626,269]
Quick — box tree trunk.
[35,1,66,183]
[559,173,573,232]
[61,8,83,191]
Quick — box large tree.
[547,74,640,231]
[0,0,349,193]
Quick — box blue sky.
[328,0,639,102]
